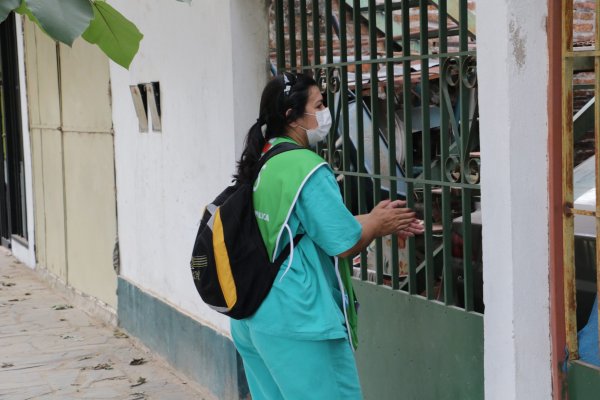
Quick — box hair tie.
[282,72,296,97]
[257,117,267,139]
[283,75,292,96]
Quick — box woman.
[231,72,422,400]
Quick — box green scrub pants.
[231,319,363,400]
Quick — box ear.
[285,108,299,128]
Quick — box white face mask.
[301,108,332,146]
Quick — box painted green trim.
[117,277,249,400]
[568,361,600,398]
[353,280,484,400]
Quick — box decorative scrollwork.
[466,157,480,184]
[332,149,343,170]
[443,155,480,184]
[329,72,340,94]
[443,57,460,88]
[320,148,328,162]
[319,147,343,171]
[442,56,477,90]
[317,68,341,94]
[441,55,479,184]
[462,56,477,89]
[444,155,461,183]
[317,69,327,93]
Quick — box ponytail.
[234,73,317,183]
[234,119,266,183]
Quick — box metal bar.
[384,0,400,289]
[332,170,481,189]
[276,0,286,71]
[340,0,352,211]
[408,28,461,40]
[300,0,309,68]
[562,0,578,360]
[368,0,384,285]
[548,0,567,393]
[567,208,597,217]
[326,0,335,164]
[353,0,368,281]
[402,0,417,294]
[419,0,435,299]
[294,50,476,69]
[459,0,473,311]
[439,0,454,306]
[359,0,419,12]
[564,50,600,58]
[325,0,333,61]
[461,191,473,311]
[313,0,321,69]
[289,0,297,70]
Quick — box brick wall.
[574,0,595,45]
[573,0,596,165]
[268,0,476,70]
[573,0,595,100]
[572,0,596,107]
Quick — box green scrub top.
[241,165,362,340]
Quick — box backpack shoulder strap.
[255,141,305,268]
[253,142,303,180]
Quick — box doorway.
[0,13,28,247]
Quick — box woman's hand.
[382,200,424,238]
[367,199,416,237]
[396,220,425,238]
[338,199,419,258]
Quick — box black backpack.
[190,142,303,319]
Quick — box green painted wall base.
[568,361,600,399]
[117,277,249,400]
[117,277,484,400]
[354,280,484,400]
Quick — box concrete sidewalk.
[0,250,213,400]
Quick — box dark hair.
[234,72,318,183]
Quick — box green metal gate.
[272,1,483,398]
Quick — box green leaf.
[0,0,21,24]
[15,1,42,28]
[82,2,143,69]
[25,0,93,46]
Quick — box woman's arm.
[338,200,418,258]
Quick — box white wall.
[12,15,36,268]
[230,1,271,156]
[478,1,552,399]
[110,0,268,334]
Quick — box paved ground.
[0,250,213,400]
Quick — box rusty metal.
[561,0,578,361]
[564,50,600,58]
[567,208,597,217]
[548,0,566,394]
